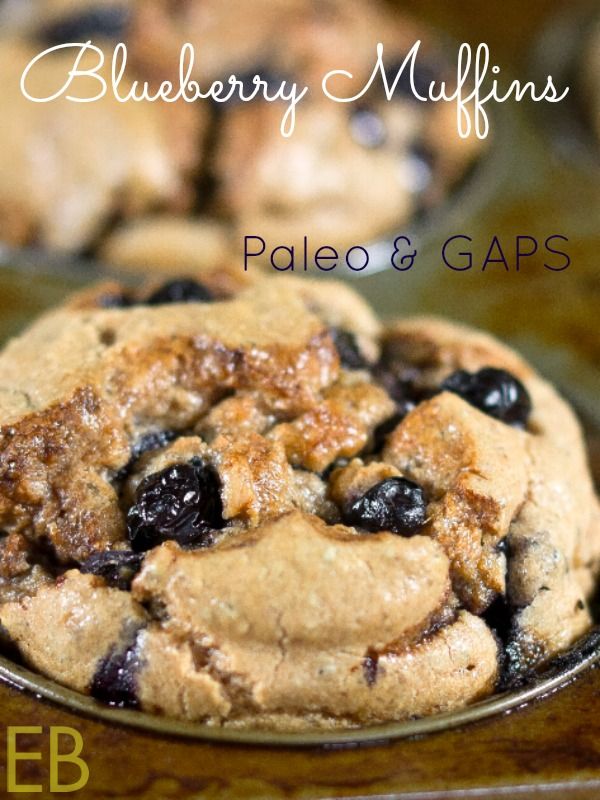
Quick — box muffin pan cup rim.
[1,627,599,747]
[529,0,600,168]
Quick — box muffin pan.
[1,624,599,746]
[532,1,600,167]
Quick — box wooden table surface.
[1,658,600,798]
[1,0,599,797]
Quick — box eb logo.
[6,726,89,794]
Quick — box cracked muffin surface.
[0,272,598,731]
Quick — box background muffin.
[0,0,485,263]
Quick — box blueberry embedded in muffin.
[80,551,144,591]
[0,0,135,41]
[146,279,216,306]
[36,3,133,46]
[342,477,427,536]
[441,367,532,428]
[0,273,598,731]
[91,630,142,709]
[127,460,225,552]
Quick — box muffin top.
[0,271,597,730]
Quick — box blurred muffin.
[0,39,202,251]
[127,0,302,86]
[0,0,135,39]
[0,0,485,260]
[100,217,234,276]
[130,0,485,250]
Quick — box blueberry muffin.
[0,272,597,731]
[0,0,200,252]
[0,0,484,260]
[0,29,202,252]
[130,0,484,251]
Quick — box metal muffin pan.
[1,629,599,746]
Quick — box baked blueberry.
[146,279,214,305]
[495,538,510,556]
[127,460,224,552]
[39,6,131,46]
[330,328,369,370]
[372,366,432,421]
[350,107,387,149]
[344,477,427,536]
[91,639,140,708]
[131,430,177,461]
[80,551,144,590]
[405,143,435,195]
[385,57,437,100]
[441,367,532,428]
[98,291,133,309]
[362,650,379,687]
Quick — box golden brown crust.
[384,392,528,612]
[0,283,338,563]
[268,379,394,472]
